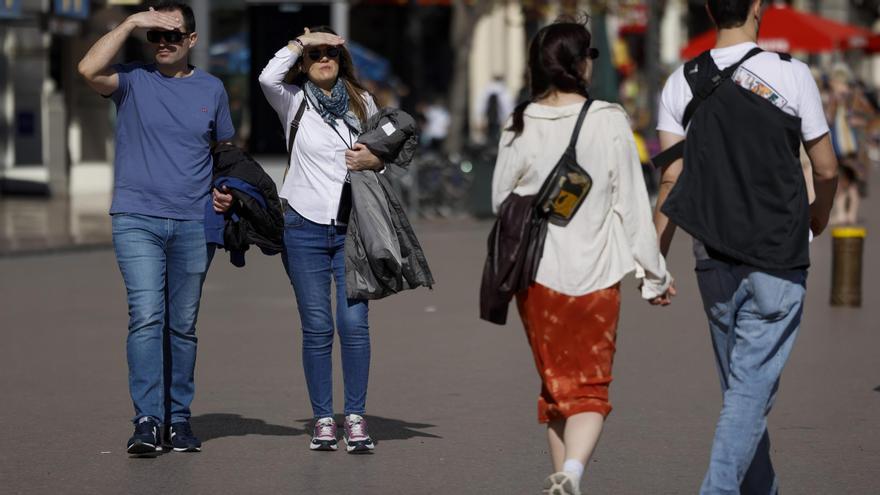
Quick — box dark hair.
[706,0,759,29]
[507,17,593,140]
[150,1,196,34]
[288,26,371,124]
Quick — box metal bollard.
[830,227,866,307]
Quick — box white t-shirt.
[423,104,450,141]
[656,42,829,260]
[658,42,829,141]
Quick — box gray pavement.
[1,200,879,494]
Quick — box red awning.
[681,4,872,59]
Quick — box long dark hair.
[508,17,593,141]
[286,26,371,123]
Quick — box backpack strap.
[652,47,763,169]
[651,140,686,170]
[283,96,309,182]
[682,47,763,128]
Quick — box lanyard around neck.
[330,122,354,151]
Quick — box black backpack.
[657,48,811,270]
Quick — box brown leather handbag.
[479,193,547,324]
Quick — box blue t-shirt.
[109,63,235,220]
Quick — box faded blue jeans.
[281,207,370,419]
[112,213,214,426]
[696,258,807,495]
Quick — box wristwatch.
[292,38,305,51]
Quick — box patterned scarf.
[305,79,362,134]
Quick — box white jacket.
[491,100,671,299]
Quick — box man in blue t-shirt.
[78,0,234,455]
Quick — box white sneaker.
[542,472,580,495]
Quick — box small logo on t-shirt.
[200,107,208,113]
[732,67,787,110]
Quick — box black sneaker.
[127,417,162,455]
[169,421,202,452]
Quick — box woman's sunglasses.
[146,30,190,44]
[306,47,341,61]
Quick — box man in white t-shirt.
[652,1,839,493]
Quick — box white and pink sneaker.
[343,414,375,454]
[309,417,338,451]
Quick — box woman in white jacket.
[491,18,675,495]
[254,27,382,454]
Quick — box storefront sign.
[54,0,89,20]
[0,0,23,19]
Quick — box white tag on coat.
[381,122,396,136]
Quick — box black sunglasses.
[146,30,190,44]
[587,47,600,60]
[306,47,341,61]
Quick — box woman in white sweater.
[491,19,675,495]
[255,27,382,454]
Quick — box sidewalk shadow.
[191,413,307,443]
[295,415,442,444]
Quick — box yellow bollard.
[830,227,866,307]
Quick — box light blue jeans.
[695,258,807,495]
[112,213,214,426]
[280,207,370,419]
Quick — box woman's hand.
[648,278,677,306]
[213,186,233,213]
[296,28,345,49]
[345,143,383,172]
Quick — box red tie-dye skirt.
[516,283,621,423]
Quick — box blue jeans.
[281,207,370,419]
[112,214,214,426]
[695,259,807,495]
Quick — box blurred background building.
[1,0,879,210]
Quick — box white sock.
[562,459,584,484]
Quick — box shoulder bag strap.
[567,98,594,155]
[283,97,309,182]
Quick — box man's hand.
[648,279,677,307]
[78,7,182,96]
[213,186,233,213]
[126,7,183,31]
[345,143,383,171]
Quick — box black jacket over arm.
[211,144,284,266]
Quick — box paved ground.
[1,194,879,494]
